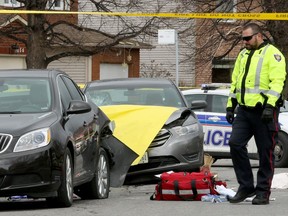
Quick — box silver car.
[83,78,206,184]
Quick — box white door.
[100,63,128,80]
[48,56,90,84]
[0,56,26,69]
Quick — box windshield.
[85,85,186,108]
[0,78,51,113]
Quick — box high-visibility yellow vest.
[227,44,286,108]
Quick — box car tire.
[274,132,288,168]
[75,147,110,199]
[47,148,74,207]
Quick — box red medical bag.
[151,171,226,201]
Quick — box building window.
[47,0,70,11]
[1,0,70,10]
[3,0,22,7]
[212,57,235,83]
[215,0,236,13]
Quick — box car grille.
[150,128,171,147]
[0,134,12,153]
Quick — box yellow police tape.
[1,10,288,20]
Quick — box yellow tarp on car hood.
[100,105,178,165]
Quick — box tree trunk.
[26,14,48,69]
[263,0,288,100]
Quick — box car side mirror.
[67,100,91,114]
[190,100,207,110]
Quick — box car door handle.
[83,121,88,127]
[208,116,221,122]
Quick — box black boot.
[252,194,269,205]
[228,189,255,203]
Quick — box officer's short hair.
[243,23,263,34]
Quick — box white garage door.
[100,63,128,80]
[0,56,26,69]
[48,56,90,84]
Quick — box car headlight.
[14,128,51,152]
[173,123,199,136]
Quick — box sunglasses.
[242,32,258,41]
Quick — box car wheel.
[75,147,110,199]
[47,148,74,207]
[274,132,288,168]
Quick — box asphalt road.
[0,159,288,216]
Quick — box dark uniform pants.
[229,106,279,197]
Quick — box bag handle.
[150,182,163,200]
[174,180,198,201]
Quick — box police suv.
[182,83,288,168]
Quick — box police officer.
[226,23,286,205]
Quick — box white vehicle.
[182,84,288,168]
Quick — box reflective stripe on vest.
[235,45,281,98]
[254,45,270,89]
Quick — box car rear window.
[86,86,185,108]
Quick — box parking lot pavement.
[1,159,287,216]
[106,160,288,216]
[121,159,288,200]
[211,159,288,189]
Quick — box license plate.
[138,152,149,164]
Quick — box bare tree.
[0,0,198,86]
[191,1,287,60]
[0,0,156,68]
[185,0,288,97]
[140,60,172,78]
[78,0,196,85]
[81,0,288,89]
[1,0,287,97]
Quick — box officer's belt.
[239,105,263,111]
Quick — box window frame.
[1,0,70,10]
[47,0,71,11]
[215,0,237,23]
[215,0,237,13]
[3,0,23,7]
